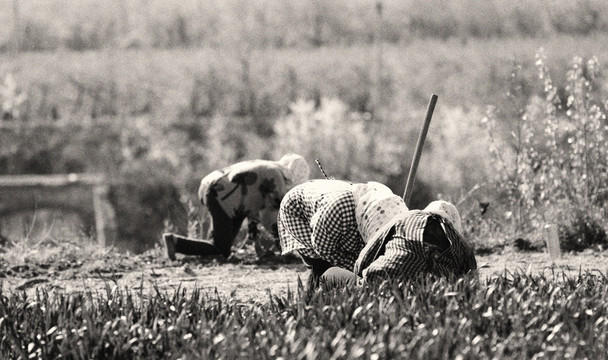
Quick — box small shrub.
[508,3,547,37]
[109,159,187,253]
[559,212,607,252]
[273,97,401,182]
[512,237,538,251]
[484,52,608,242]
[407,2,459,40]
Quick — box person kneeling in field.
[163,153,310,260]
[277,179,477,291]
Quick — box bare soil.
[1,244,607,303]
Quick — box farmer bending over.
[163,153,310,260]
[277,179,477,290]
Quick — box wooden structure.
[0,174,116,246]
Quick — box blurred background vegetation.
[0,0,607,253]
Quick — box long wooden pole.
[403,94,438,207]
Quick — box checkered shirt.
[278,179,364,270]
[355,212,477,282]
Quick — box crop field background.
[1,0,608,358]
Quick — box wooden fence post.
[544,224,561,259]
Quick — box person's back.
[199,159,286,222]
[278,179,364,270]
[163,153,309,260]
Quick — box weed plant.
[484,52,608,251]
[1,270,607,359]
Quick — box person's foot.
[162,233,176,261]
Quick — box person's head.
[423,200,463,233]
[277,153,310,187]
[353,182,408,243]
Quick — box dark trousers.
[173,190,245,258]
[320,267,360,286]
[299,255,360,293]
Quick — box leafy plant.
[559,212,607,252]
[484,52,608,249]
[273,97,401,182]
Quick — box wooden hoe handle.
[403,94,438,207]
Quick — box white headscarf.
[276,153,310,186]
[423,200,463,233]
[352,182,408,243]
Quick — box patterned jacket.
[278,179,364,270]
[199,157,308,236]
[354,211,478,283]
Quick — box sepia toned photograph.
[1,1,607,358]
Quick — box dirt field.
[1,244,607,303]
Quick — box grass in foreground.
[1,270,606,359]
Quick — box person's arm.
[258,168,286,237]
